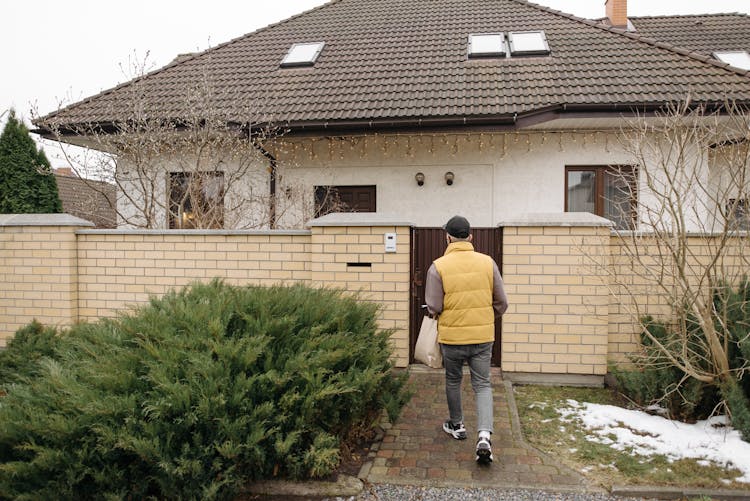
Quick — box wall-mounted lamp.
[445,171,455,186]
[415,172,425,186]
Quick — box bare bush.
[607,98,750,390]
[33,54,326,230]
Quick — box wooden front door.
[410,227,503,366]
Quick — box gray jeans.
[441,342,494,434]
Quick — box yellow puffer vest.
[433,241,495,345]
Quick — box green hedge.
[0,320,61,391]
[0,281,410,500]
[613,280,750,440]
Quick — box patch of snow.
[558,400,750,483]
[646,404,668,416]
[708,415,730,427]
[586,433,614,445]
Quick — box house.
[54,168,116,228]
[609,11,750,71]
[19,0,749,374]
[34,0,750,233]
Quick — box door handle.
[413,268,423,287]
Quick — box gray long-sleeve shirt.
[424,260,509,319]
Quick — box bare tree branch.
[602,98,750,390]
[33,53,327,230]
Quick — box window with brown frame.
[168,172,225,229]
[565,165,638,230]
[314,185,376,217]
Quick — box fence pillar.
[308,214,412,367]
[499,213,612,380]
[0,214,94,346]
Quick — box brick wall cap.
[76,229,311,236]
[307,213,413,227]
[0,213,95,227]
[614,230,750,237]
[498,212,614,227]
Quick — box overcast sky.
[2,0,749,166]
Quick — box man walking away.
[425,215,508,464]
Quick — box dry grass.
[513,384,747,491]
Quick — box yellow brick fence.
[5,212,740,379]
[1,213,412,366]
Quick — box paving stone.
[518,455,544,465]
[504,465,534,474]
[531,464,563,474]
[364,371,586,490]
[522,473,553,484]
[552,473,586,486]
[427,467,445,479]
[369,466,388,476]
[399,467,427,479]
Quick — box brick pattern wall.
[608,234,749,362]
[607,235,672,361]
[501,225,610,375]
[310,225,411,367]
[1,222,412,367]
[76,231,312,321]
[0,226,80,344]
[7,216,741,373]
[605,0,628,27]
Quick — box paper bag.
[414,315,442,368]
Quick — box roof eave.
[277,101,749,135]
[33,100,750,142]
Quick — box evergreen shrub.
[612,280,750,440]
[0,110,62,214]
[0,280,410,500]
[0,320,62,391]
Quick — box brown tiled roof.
[629,13,750,59]
[36,0,750,133]
[55,174,116,228]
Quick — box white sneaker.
[442,420,467,440]
[475,436,493,463]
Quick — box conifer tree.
[0,110,62,213]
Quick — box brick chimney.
[55,167,73,176]
[605,0,628,28]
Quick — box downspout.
[252,138,278,229]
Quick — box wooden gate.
[410,227,503,366]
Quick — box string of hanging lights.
[277,130,614,162]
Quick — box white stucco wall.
[272,131,631,228]
[116,149,270,229]
[112,125,730,232]
[706,143,750,232]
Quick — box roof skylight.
[280,42,325,67]
[714,50,750,71]
[508,31,550,56]
[468,33,506,58]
